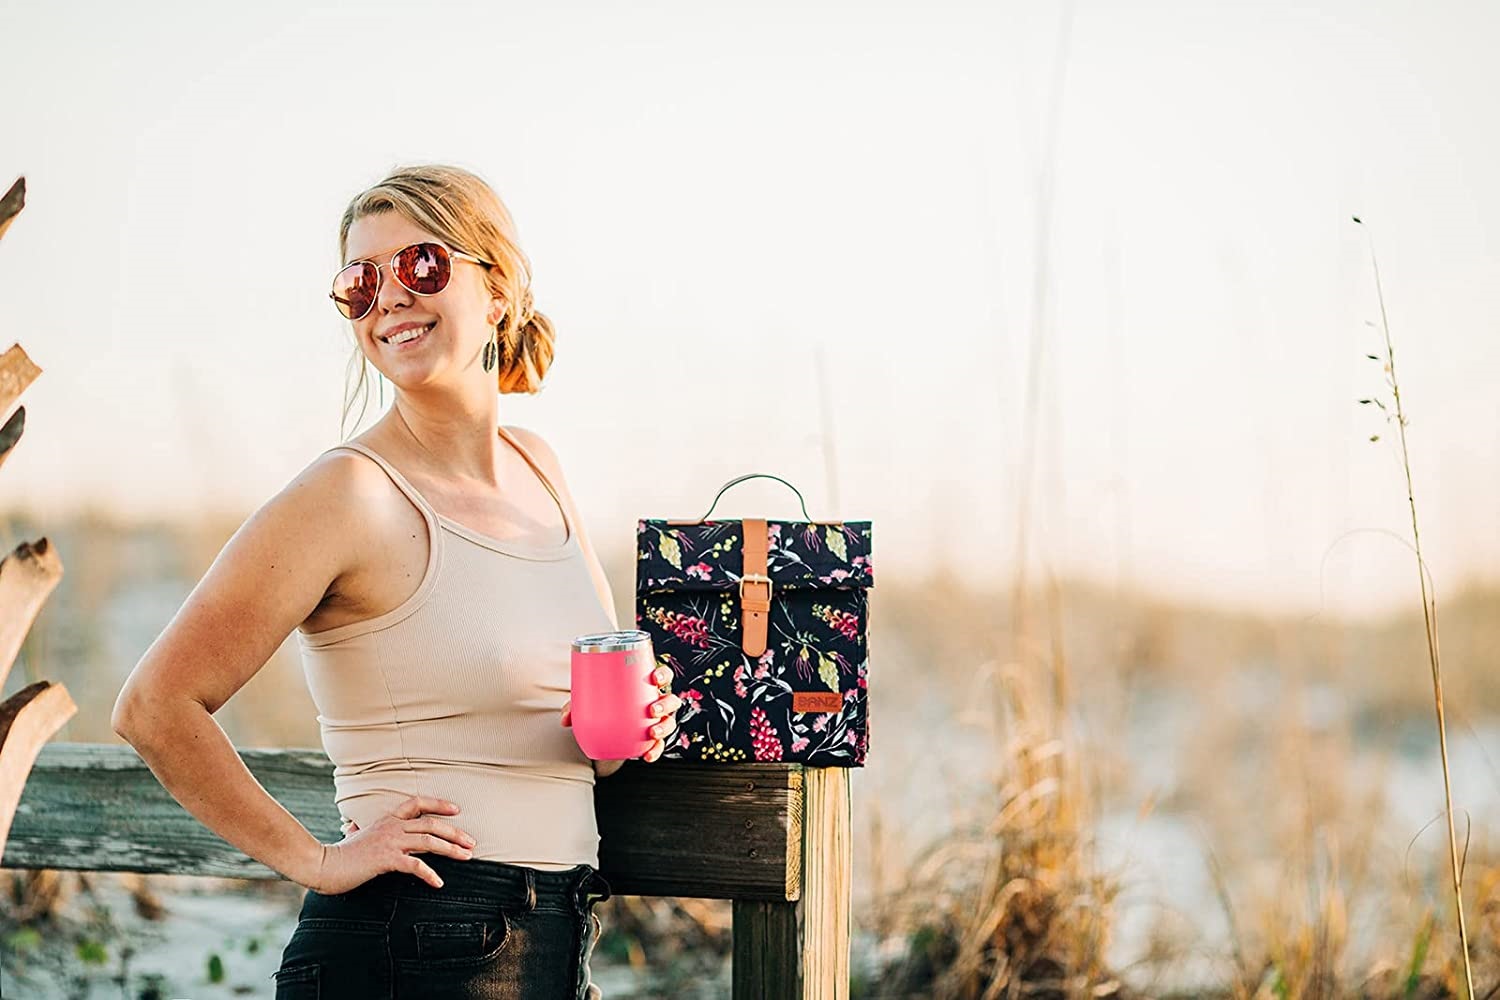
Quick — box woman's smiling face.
[343,211,501,387]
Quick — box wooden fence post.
[733,765,852,1000]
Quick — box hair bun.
[498,307,555,395]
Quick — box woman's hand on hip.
[310,795,476,895]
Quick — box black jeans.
[271,854,612,999]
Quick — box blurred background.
[2,0,1498,996]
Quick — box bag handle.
[696,473,813,523]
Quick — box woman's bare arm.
[111,452,373,887]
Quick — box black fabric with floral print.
[634,519,873,767]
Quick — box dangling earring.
[482,330,499,373]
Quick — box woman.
[110,164,682,999]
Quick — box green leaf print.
[817,652,839,691]
[826,525,847,562]
[659,532,683,570]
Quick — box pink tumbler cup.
[570,630,659,760]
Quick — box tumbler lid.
[572,629,652,653]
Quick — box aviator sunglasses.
[330,241,492,321]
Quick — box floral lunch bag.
[635,474,873,767]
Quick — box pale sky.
[2,0,1497,617]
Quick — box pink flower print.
[844,689,857,702]
[812,713,831,733]
[683,689,703,702]
[857,676,868,690]
[790,737,809,754]
[812,605,861,642]
[845,729,858,746]
[677,732,690,749]
[753,659,770,681]
[686,561,713,581]
[801,524,822,550]
[648,608,711,649]
[749,707,784,761]
[733,664,749,699]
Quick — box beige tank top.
[295,427,615,871]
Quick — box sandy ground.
[0,872,735,999]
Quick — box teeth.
[386,323,432,345]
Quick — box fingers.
[402,855,445,889]
[560,700,572,728]
[652,666,672,687]
[408,832,474,860]
[395,796,461,820]
[650,694,682,718]
[409,815,478,851]
[644,738,664,763]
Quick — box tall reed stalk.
[1354,215,1474,998]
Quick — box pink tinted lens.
[393,243,452,296]
[332,261,378,320]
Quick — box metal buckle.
[738,574,772,600]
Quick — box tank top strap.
[496,425,574,541]
[325,441,441,525]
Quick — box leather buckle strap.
[738,574,772,603]
[740,519,771,656]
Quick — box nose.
[372,259,415,316]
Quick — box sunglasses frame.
[330,241,493,321]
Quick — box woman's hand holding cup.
[562,664,682,763]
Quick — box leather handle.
[697,474,812,523]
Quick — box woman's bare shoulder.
[266,444,415,561]
[286,444,398,515]
[504,424,569,483]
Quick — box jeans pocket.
[409,914,512,969]
[272,961,320,999]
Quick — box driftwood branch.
[0,404,25,471]
[0,177,22,243]
[0,682,77,856]
[0,537,63,692]
[0,344,41,421]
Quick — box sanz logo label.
[792,692,845,713]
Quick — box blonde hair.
[336,164,556,437]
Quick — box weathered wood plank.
[734,900,801,1000]
[0,682,78,856]
[2,743,343,880]
[595,759,801,900]
[2,745,804,902]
